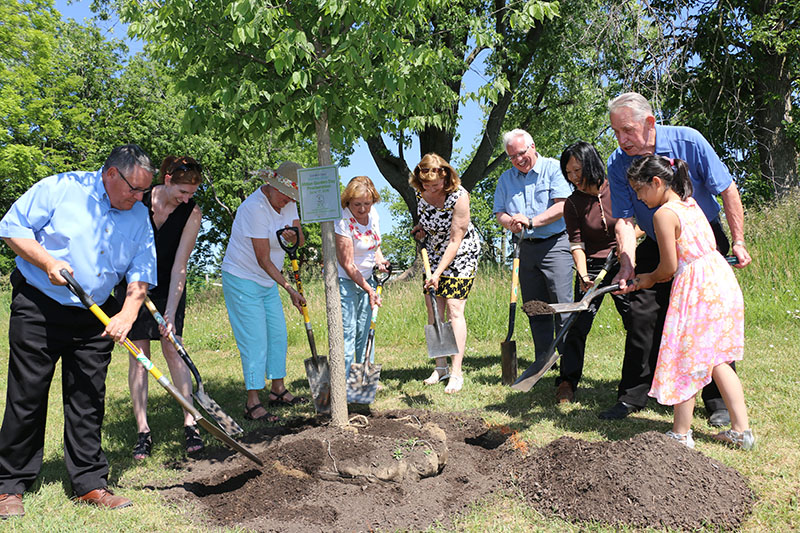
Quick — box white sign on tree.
[297,165,342,223]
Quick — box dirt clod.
[522,299,556,316]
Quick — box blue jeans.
[222,271,287,390]
[339,276,376,377]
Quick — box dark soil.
[522,299,556,316]
[150,410,754,532]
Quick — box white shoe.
[666,429,695,448]
[444,374,463,394]
[423,366,450,385]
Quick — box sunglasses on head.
[170,161,203,175]
[419,167,445,175]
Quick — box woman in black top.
[122,156,204,458]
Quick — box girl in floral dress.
[626,155,754,450]
[410,153,480,394]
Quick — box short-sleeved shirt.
[334,206,381,279]
[607,125,733,240]
[221,186,299,288]
[563,181,618,259]
[0,170,156,306]
[493,154,573,239]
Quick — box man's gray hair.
[608,92,653,123]
[103,144,155,175]
[502,129,534,150]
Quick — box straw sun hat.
[250,161,302,201]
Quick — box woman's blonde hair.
[341,176,381,209]
[409,152,460,194]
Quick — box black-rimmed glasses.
[116,167,153,194]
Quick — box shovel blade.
[304,356,331,414]
[424,322,459,359]
[346,363,382,404]
[500,341,517,385]
[196,417,263,467]
[193,391,244,437]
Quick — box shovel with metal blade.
[512,249,618,392]
[143,297,243,437]
[346,264,392,404]
[420,243,459,359]
[60,269,263,467]
[500,236,522,385]
[276,227,331,414]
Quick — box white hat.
[250,161,302,200]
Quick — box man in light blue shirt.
[0,144,157,517]
[599,92,751,423]
[494,129,574,370]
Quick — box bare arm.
[613,217,638,292]
[635,208,679,290]
[426,193,470,290]
[570,246,592,291]
[3,237,72,285]
[252,235,306,312]
[163,205,202,335]
[719,182,751,268]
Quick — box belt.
[521,231,566,244]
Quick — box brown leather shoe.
[75,488,132,510]
[555,381,574,403]
[0,493,24,518]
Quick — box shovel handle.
[143,297,204,390]
[278,228,320,364]
[276,226,300,257]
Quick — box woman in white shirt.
[221,162,307,423]
[334,176,390,379]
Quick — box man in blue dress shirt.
[0,144,157,518]
[600,92,751,422]
[494,129,574,371]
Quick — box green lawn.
[1,192,799,531]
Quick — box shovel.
[276,227,331,414]
[512,249,618,392]
[500,236,522,385]
[143,297,243,437]
[420,243,459,359]
[60,270,263,467]
[346,264,392,404]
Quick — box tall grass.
[1,191,799,531]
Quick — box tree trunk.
[315,111,347,427]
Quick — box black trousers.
[617,219,733,413]
[557,259,631,390]
[0,271,118,495]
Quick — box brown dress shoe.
[555,381,574,403]
[0,493,24,518]
[75,488,132,509]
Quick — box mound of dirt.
[150,412,754,532]
[513,431,755,530]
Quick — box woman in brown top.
[557,141,632,403]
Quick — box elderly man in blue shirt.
[600,92,752,422]
[0,144,157,518]
[494,129,574,373]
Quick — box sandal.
[423,366,450,385]
[132,431,152,460]
[713,428,755,450]
[244,403,279,422]
[268,389,309,407]
[666,429,695,449]
[444,374,463,394]
[184,424,204,454]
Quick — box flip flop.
[444,374,463,394]
[423,366,450,385]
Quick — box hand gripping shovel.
[420,243,459,359]
[143,297,243,437]
[512,249,618,392]
[60,270,262,467]
[346,264,392,404]
[500,237,522,385]
[276,227,331,414]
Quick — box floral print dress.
[648,198,744,405]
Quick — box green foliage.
[379,187,415,269]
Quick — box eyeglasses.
[507,143,533,161]
[419,167,445,175]
[115,167,153,194]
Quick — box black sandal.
[184,424,204,454]
[133,431,152,460]
[268,389,309,407]
[244,403,279,422]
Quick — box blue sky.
[54,0,489,234]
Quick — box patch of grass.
[1,191,800,531]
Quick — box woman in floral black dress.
[410,153,480,393]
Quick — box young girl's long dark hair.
[626,155,693,200]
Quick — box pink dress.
[648,198,744,405]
